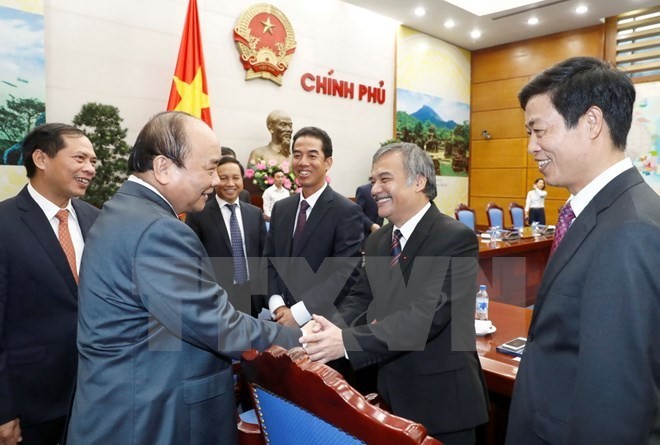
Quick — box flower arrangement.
[245,158,299,192]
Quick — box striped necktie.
[390,229,402,268]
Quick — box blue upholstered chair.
[509,202,525,229]
[238,346,441,445]
[486,202,504,228]
[454,203,476,231]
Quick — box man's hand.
[0,418,21,445]
[370,223,380,233]
[273,306,297,327]
[299,315,345,363]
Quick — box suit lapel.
[530,168,643,328]
[241,205,258,257]
[398,205,436,278]
[208,198,231,252]
[17,187,78,295]
[292,186,333,256]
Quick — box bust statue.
[246,110,292,168]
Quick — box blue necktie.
[227,204,248,284]
[390,229,402,268]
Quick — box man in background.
[301,142,489,444]
[264,126,363,328]
[221,146,250,203]
[262,168,290,221]
[0,123,99,445]
[187,156,267,317]
[355,177,383,239]
[67,111,301,444]
[507,57,660,444]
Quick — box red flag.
[167,0,212,127]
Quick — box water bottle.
[475,285,489,320]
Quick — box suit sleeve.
[133,217,299,359]
[343,225,479,369]
[565,222,660,443]
[263,200,282,299]
[0,233,18,424]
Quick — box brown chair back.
[239,346,441,445]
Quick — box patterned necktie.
[292,200,309,252]
[226,204,248,284]
[550,202,576,256]
[55,209,78,283]
[390,229,402,268]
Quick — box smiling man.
[66,111,301,445]
[506,57,660,444]
[300,142,488,445]
[0,123,99,445]
[186,156,267,317]
[264,126,363,328]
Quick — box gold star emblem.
[261,17,275,35]
[172,67,210,119]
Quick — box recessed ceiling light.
[527,17,539,25]
[445,19,456,28]
[575,5,588,14]
[414,7,426,17]
[470,29,482,39]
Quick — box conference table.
[477,234,553,307]
[476,301,533,444]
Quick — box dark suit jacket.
[355,183,383,237]
[67,181,299,445]
[264,185,363,317]
[507,167,660,444]
[0,186,99,426]
[336,204,489,436]
[186,198,267,315]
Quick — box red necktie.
[56,209,78,283]
[292,200,309,253]
[550,202,575,256]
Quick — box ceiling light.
[470,29,482,39]
[444,19,455,28]
[414,7,426,17]
[575,5,588,14]
[527,17,539,25]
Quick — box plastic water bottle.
[475,285,489,320]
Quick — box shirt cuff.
[290,301,312,326]
[268,295,286,318]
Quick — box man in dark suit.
[506,57,660,444]
[355,178,383,239]
[221,146,251,203]
[66,112,302,445]
[186,156,267,317]
[0,123,99,445]
[302,142,489,444]
[264,126,363,328]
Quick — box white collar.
[27,183,77,222]
[568,158,633,217]
[392,202,431,243]
[127,175,177,214]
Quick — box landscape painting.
[396,88,469,177]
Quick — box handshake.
[298,315,345,364]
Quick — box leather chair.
[486,202,504,228]
[454,203,476,231]
[509,202,525,229]
[238,346,441,445]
